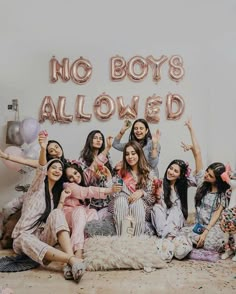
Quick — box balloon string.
[14,103,20,121]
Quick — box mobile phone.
[117,178,123,185]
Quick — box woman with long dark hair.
[78,130,114,215]
[181,119,230,251]
[151,159,194,239]
[62,161,121,259]
[112,118,161,177]
[0,138,68,244]
[12,132,85,283]
[0,138,66,168]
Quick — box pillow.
[84,235,166,271]
[188,248,220,262]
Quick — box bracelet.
[120,131,124,136]
[67,255,75,264]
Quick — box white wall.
[0,0,236,212]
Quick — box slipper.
[63,264,73,280]
[71,260,86,283]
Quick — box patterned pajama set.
[12,165,70,266]
[109,171,156,236]
[151,176,196,238]
[78,153,113,219]
[181,170,227,251]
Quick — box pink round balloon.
[2,146,23,171]
[20,118,40,144]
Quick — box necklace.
[131,170,139,182]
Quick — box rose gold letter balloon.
[50,56,70,83]
[169,55,185,82]
[39,96,58,124]
[145,95,163,123]
[166,93,185,120]
[147,55,168,83]
[93,93,115,121]
[57,96,73,123]
[110,55,126,81]
[75,95,92,122]
[70,57,92,85]
[127,56,148,81]
[116,96,139,119]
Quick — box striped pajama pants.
[13,209,70,266]
[113,195,146,236]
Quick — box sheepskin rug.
[84,235,166,271]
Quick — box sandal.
[71,260,86,283]
[63,264,73,280]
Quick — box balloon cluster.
[2,118,40,171]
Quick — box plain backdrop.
[0,0,236,212]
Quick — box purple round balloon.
[20,118,40,144]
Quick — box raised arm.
[181,119,203,174]
[0,147,38,168]
[38,131,48,166]
[112,120,131,151]
[151,129,161,160]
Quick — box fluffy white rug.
[84,235,166,271]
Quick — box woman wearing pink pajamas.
[63,161,121,259]
[12,132,85,283]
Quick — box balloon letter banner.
[117,96,139,119]
[50,56,70,83]
[93,94,115,121]
[75,95,92,122]
[145,95,163,123]
[70,57,92,85]
[57,96,73,123]
[127,56,148,81]
[166,93,185,120]
[110,56,126,81]
[147,55,168,83]
[39,96,58,124]
[169,55,185,82]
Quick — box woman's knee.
[71,206,86,218]
[114,196,128,209]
